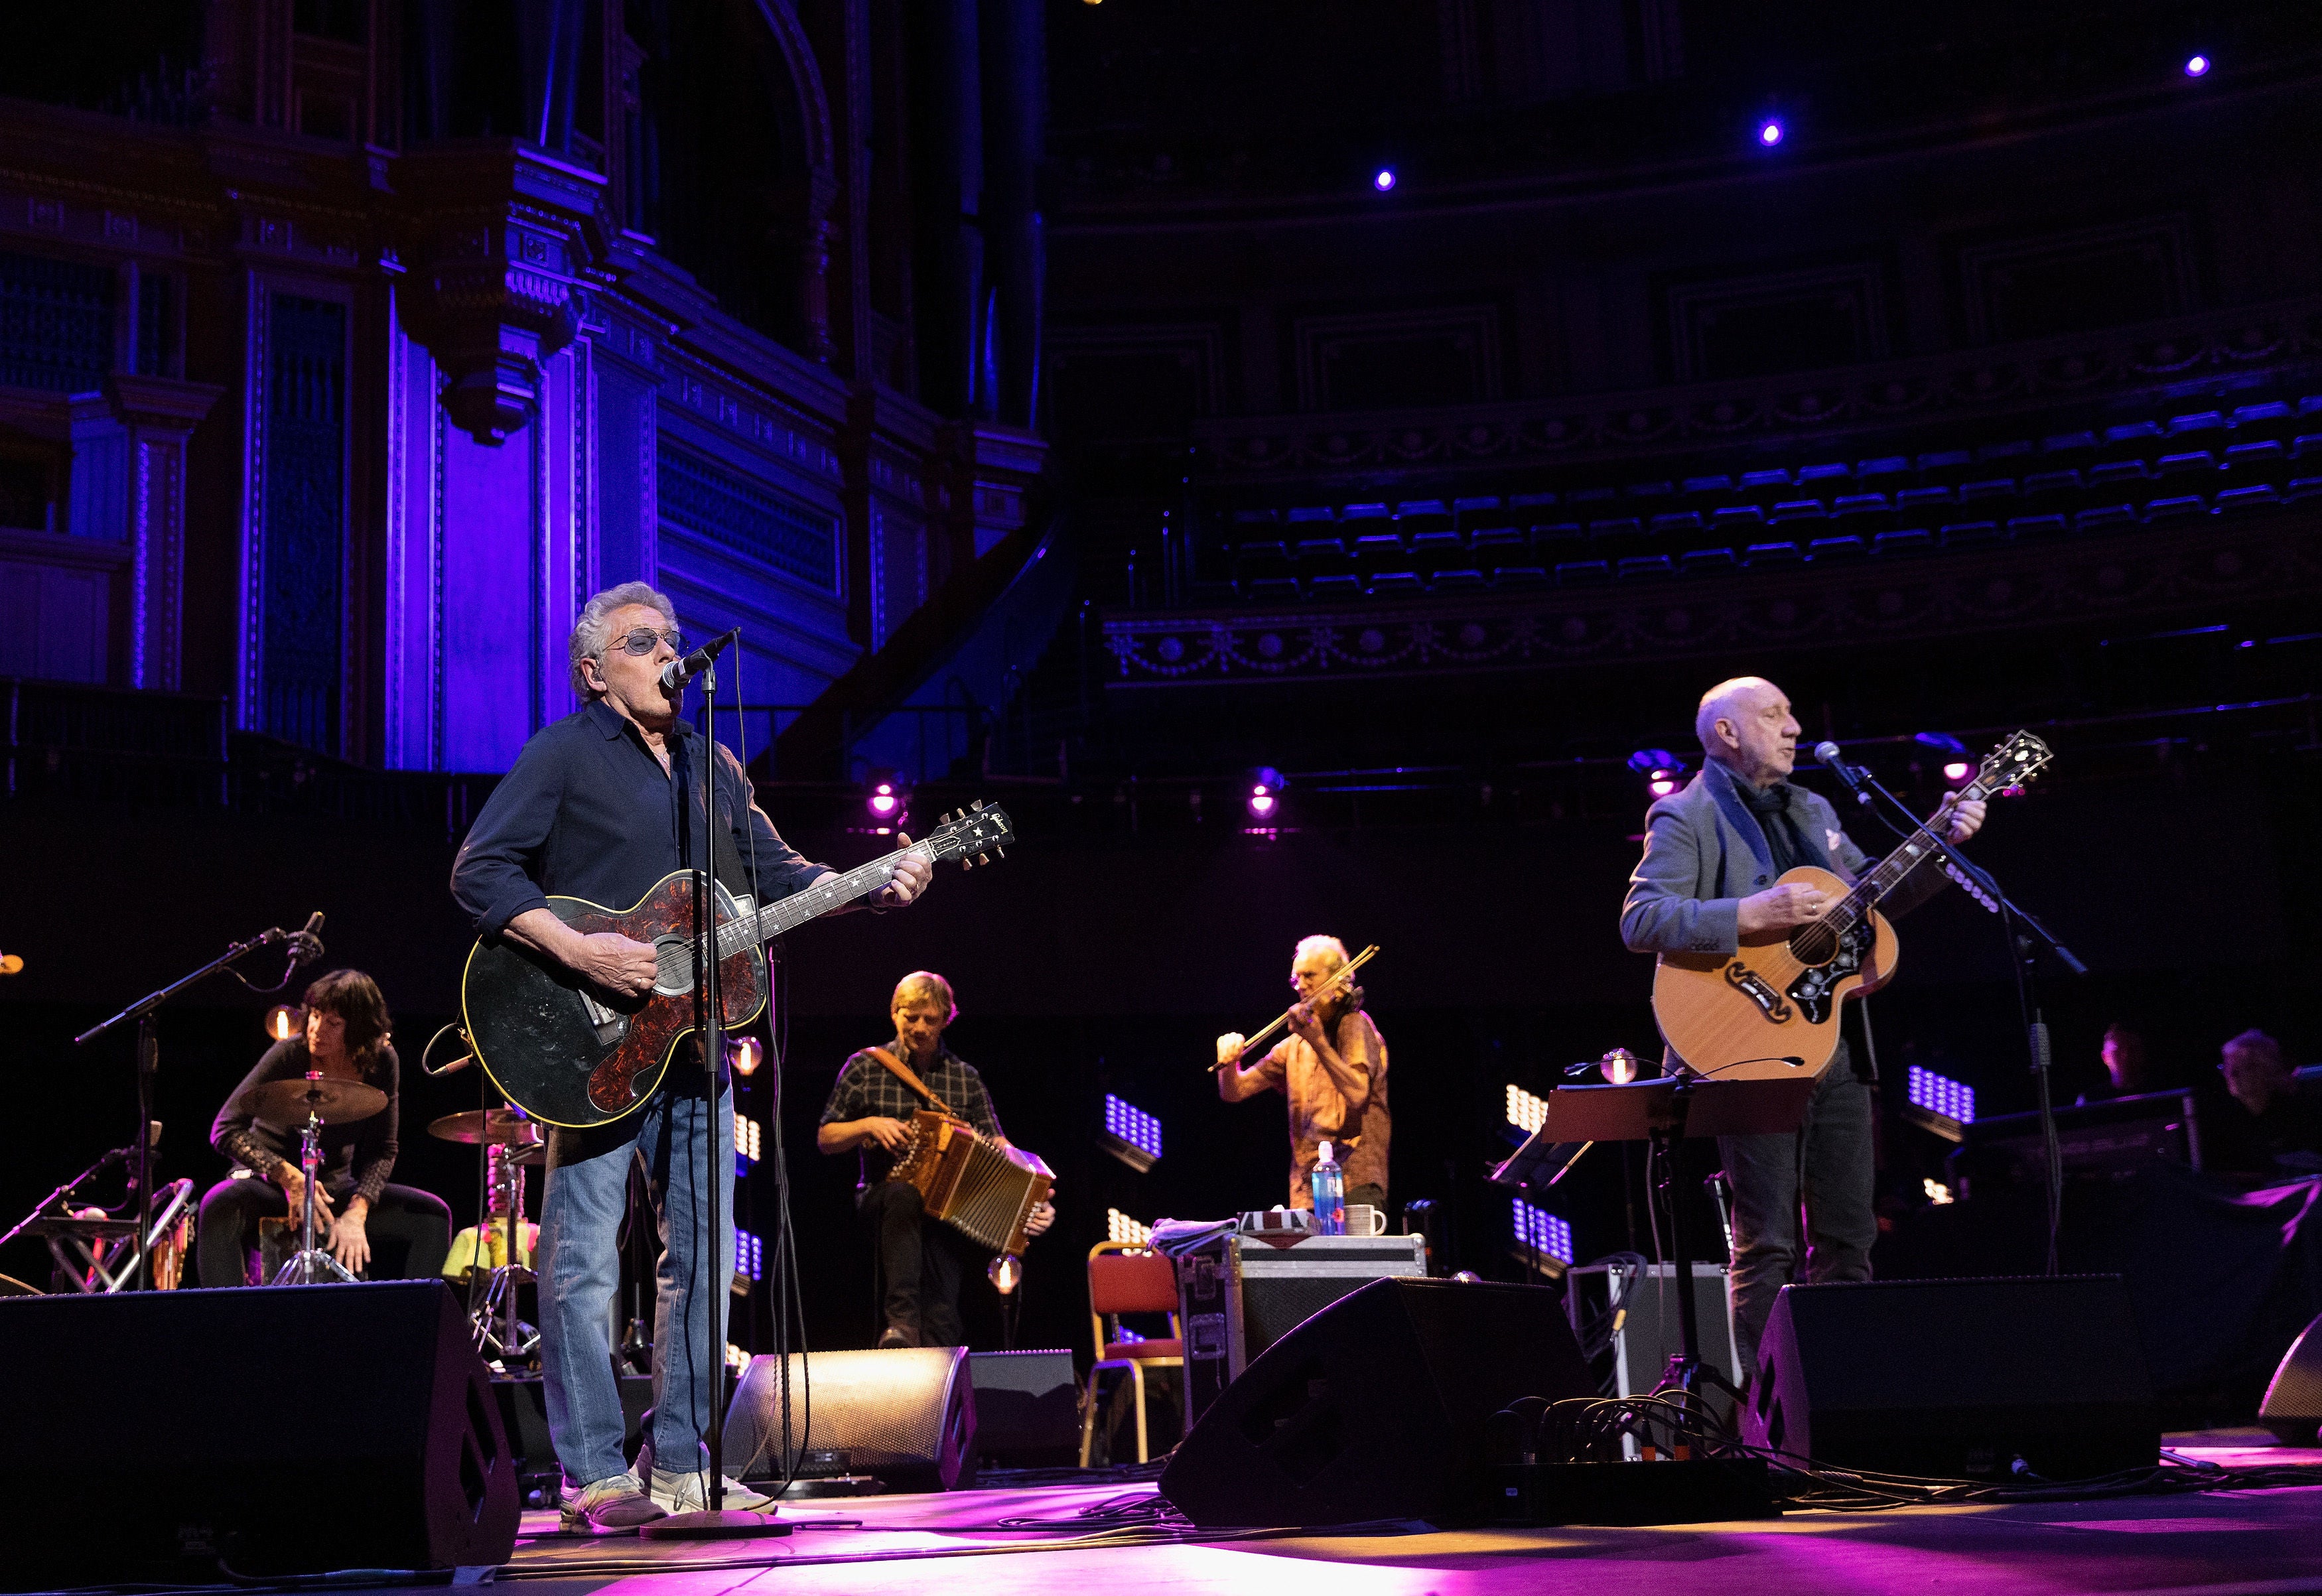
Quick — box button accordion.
[890,1111,1054,1258]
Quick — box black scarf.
[1738,780,1811,875]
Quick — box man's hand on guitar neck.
[504,909,660,996]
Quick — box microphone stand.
[1838,762,2085,1274]
[72,926,312,1290]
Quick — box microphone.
[288,911,326,964]
[1812,741,1873,806]
[659,628,740,695]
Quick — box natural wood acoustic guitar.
[1650,732,2051,1081]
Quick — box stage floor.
[392,1433,2322,1596]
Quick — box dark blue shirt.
[450,699,830,1105]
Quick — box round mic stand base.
[640,1509,791,1540]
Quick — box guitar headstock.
[923,801,1016,870]
[1963,731,2053,801]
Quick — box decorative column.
[70,375,223,690]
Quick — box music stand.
[1533,1075,1812,1402]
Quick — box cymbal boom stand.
[273,1086,356,1286]
[471,1145,537,1363]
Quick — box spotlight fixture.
[1106,1207,1152,1246]
[1513,1199,1574,1272]
[1903,1064,1976,1143]
[862,769,910,832]
[1102,1093,1164,1172]
[1943,761,1972,784]
[1757,119,1785,147]
[1913,730,1972,785]
[1627,749,1685,799]
[1373,167,1397,192]
[263,1004,299,1042]
[1505,1083,1550,1136]
[2183,53,2210,76]
[1245,764,1287,821]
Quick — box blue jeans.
[539,1087,733,1487]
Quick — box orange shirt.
[1245,1010,1390,1209]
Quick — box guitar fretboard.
[1814,767,2006,943]
[717,846,926,961]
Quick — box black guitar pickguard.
[1785,924,1872,1025]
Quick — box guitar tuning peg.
[996,846,1006,858]
[977,852,990,866]
[971,799,985,811]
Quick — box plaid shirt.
[821,1045,1003,1185]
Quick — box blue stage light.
[736,1227,764,1281]
[1373,168,1397,192]
[1907,1065,1976,1126]
[1105,1093,1164,1162]
[1514,1199,1573,1266]
[1758,119,1784,147]
[2184,54,2210,77]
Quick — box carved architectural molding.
[1101,515,2322,687]
[394,146,612,445]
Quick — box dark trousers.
[1717,1063,1877,1375]
[196,1175,454,1288]
[859,1178,977,1347]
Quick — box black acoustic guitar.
[462,803,1015,1127]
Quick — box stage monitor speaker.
[0,1280,517,1589]
[968,1349,1081,1467]
[1742,1276,2158,1480]
[2259,1309,2322,1445]
[725,1346,977,1491]
[1160,1276,1594,1527]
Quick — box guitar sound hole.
[1789,923,1841,965]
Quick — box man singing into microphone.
[1619,677,1982,1377]
[453,581,932,1532]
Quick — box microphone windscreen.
[1812,741,1844,765]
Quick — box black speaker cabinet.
[0,1281,518,1589]
[1160,1276,1594,1527]
[967,1349,1081,1467]
[2260,1309,2322,1445]
[1742,1276,2159,1480]
[724,1347,977,1491]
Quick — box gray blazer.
[1621,759,1943,1081]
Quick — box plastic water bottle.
[1312,1141,1346,1236]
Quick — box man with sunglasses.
[453,581,933,1532]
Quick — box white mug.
[1343,1203,1388,1236]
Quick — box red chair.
[1078,1241,1182,1465]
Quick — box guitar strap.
[866,1046,961,1120]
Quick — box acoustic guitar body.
[462,872,769,1128]
[1650,865,1897,1083]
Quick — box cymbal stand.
[471,1144,537,1364]
[273,1097,356,1286]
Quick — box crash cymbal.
[248,1074,388,1126]
[426,1108,546,1149]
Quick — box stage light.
[729,1037,763,1076]
[1923,1177,1955,1207]
[1247,785,1278,819]
[734,1110,762,1172]
[988,1253,1022,1294]
[1943,760,1972,784]
[263,1004,300,1042]
[1373,168,1397,192]
[1103,1094,1164,1171]
[1106,1207,1152,1246]
[1245,764,1286,821]
[866,781,902,819]
[1506,1083,1550,1135]
[2184,54,2210,76]
[1601,1047,1641,1085]
[736,1227,764,1282]
[1907,1064,1976,1126]
[1627,748,1684,798]
[1514,1199,1574,1267]
[1758,119,1784,147]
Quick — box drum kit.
[251,1073,390,1285]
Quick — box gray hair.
[1696,675,1775,754]
[569,581,677,700]
[1294,935,1350,972]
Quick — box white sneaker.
[649,1467,775,1514]
[559,1470,667,1534]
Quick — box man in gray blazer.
[1621,675,1984,1375]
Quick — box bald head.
[1696,677,1801,788]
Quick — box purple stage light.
[1514,1199,1573,1266]
[736,1227,764,1281]
[1105,1093,1164,1162]
[1247,784,1278,820]
[867,781,900,818]
[1373,168,1397,192]
[1907,1065,1975,1126]
[1758,119,1784,147]
[2184,54,2210,77]
[1943,760,1972,784]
